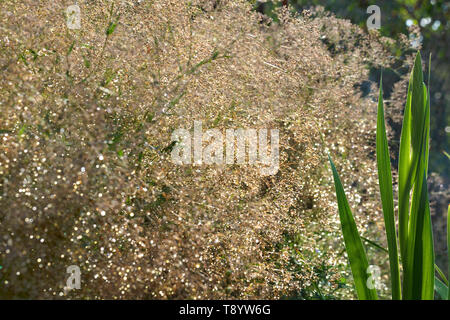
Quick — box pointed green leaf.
[106,22,117,36]
[410,52,425,151]
[398,70,414,267]
[328,155,378,300]
[376,79,401,299]
[403,54,434,299]
[435,263,448,286]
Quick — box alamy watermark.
[366,5,381,30]
[66,4,81,30]
[366,265,382,290]
[65,265,81,291]
[171,121,279,176]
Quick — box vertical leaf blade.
[398,71,414,268]
[410,52,425,150]
[328,156,378,300]
[376,80,401,299]
[403,53,434,299]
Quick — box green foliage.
[328,155,378,300]
[329,51,447,300]
[401,53,434,300]
[435,277,448,300]
[376,77,401,300]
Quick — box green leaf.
[18,124,27,136]
[360,236,388,253]
[403,52,434,300]
[443,151,450,160]
[106,21,117,36]
[376,78,401,299]
[361,236,446,291]
[435,277,448,300]
[398,68,414,267]
[328,155,378,300]
[28,48,38,60]
[67,41,75,56]
[83,57,91,69]
[435,263,448,286]
[106,3,119,36]
[410,52,425,151]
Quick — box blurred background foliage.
[252,0,449,278]
[253,0,449,181]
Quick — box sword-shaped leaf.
[328,155,378,300]
[376,79,401,299]
[403,52,434,300]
